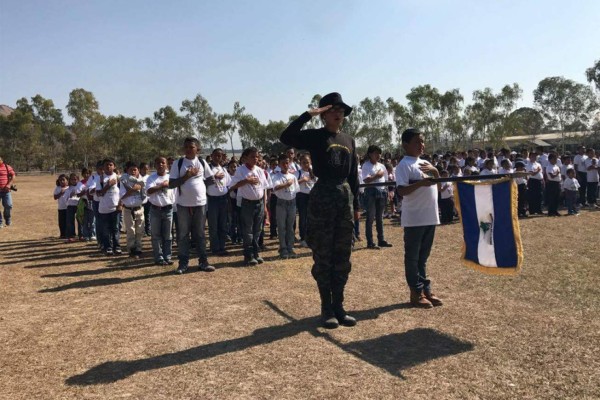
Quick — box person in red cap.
[281,92,359,329]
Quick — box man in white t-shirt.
[573,146,588,206]
[147,156,175,265]
[395,128,443,309]
[206,149,232,256]
[169,137,215,274]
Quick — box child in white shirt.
[272,153,300,259]
[438,170,454,224]
[120,162,145,257]
[53,174,69,239]
[563,168,580,215]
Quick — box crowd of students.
[53,138,600,274]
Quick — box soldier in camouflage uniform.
[281,92,360,329]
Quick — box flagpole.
[359,173,528,188]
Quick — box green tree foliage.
[585,59,600,92]
[353,97,393,151]
[146,106,193,157]
[66,89,105,168]
[0,98,43,170]
[506,107,544,137]
[180,94,225,151]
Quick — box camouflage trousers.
[307,180,354,289]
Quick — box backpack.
[176,157,211,195]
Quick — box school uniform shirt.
[585,158,599,182]
[526,161,543,180]
[65,186,80,207]
[457,158,466,168]
[229,164,270,201]
[395,156,440,227]
[206,163,232,197]
[573,154,588,173]
[287,161,301,176]
[298,169,316,194]
[465,165,479,174]
[141,174,149,204]
[560,164,574,177]
[357,166,365,194]
[545,164,561,182]
[440,182,453,199]
[563,177,580,192]
[119,183,144,208]
[499,167,514,174]
[76,180,88,200]
[146,173,175,207]
[480,168,496,176]
[88,173,102,202]
[98,173,121,214]
[272,172,299,200]
[54,186,69,210]
[539,153,549,169]
[169,157,214,207]
[361,161,387,193]
[515,173,528,186]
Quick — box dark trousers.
[177,205,208,266]
[565,190,578,214]
[517,183,528,216]
[66,205,78,239]
[365,188,386,244]
[296,192,310,241]
[587,182,599,205]
[207,194,229,253]
[527,178,543,214]
[58,209,67,238]
[228,197,241,243]
[439,197,454,224]
[101,211,121,251]
[403,225,435,292]
[307,181,354,291]
[240,198,264,259]
[269,194,278,237]
[93,200,103,246]
[577,171,588,205]
[545,181,561,215]
[143,202,151,234]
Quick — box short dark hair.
[103,158,115,165]
[278,153,289,162]
[401,128,423,143]
[183,137,200,147]
[139,162,149,169]
[366,145,382,155]
[241,147,259,159]
[212,148,224,155]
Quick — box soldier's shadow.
[66,301,473,385]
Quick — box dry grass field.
[1,176,599,399]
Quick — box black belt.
[124,206,142,212]
[151,204,173,211]
[241,198,263,204]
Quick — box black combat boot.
[318,285,339,329]
[331,284,357,327]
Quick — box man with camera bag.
[0,157,16,228]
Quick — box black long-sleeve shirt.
[280,112,359,209]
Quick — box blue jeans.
[565,190,578,214]
[207,195,229,253]
[101,211,121,251]
[240,198,264,259]
[403,225,435,292]
[93,201,103,247]
[0,191,13,226]
[296,192,310,241]
[150,205,173,262]
[276,198,296,256]
[365,188,386,245]
[82,205,96,239]
[177,205,208,266]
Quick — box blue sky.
[1,0,598,140]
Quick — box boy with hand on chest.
[271,153,300,259]
[395,128,443,309]
[97,158,122,255]
[120,162,146,258]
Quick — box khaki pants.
[124,206,144,252]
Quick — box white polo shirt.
[229,164,270,201]
[272,172,299,201]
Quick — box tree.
[100,115,151,164]
[438,89,465,149]
[66,89,105,167]
[30,95,68,170]
[304,94,323,130]
[226,102,245,155]
[352,97,392,151]
[534,76,599,150]
[0,98,43,170]
[506,107,544,137]
[586,59,600,92]
[238,114,262,149]
[147,106,193,157]
[180,94,224,151]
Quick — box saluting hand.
[308,105,332,117]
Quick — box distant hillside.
[0,105,14,117]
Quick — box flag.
[454,177,523,275]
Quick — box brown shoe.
[424,291,443,307]
[410,288,433,309]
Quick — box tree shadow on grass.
[66,301,472,386]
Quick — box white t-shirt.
[206,163,232,197]
[563,177,580,191]
[119,182,144,208]
[361,161,387,192]
[395,156,439,227]
[54,186,69,210]
[141,174,149,204]
[88,173,102,202]
[98,173,121,214]
[499,167,513,174]
[146,173,175,207]
[169,157,213,207]
[573,154,588,173]
[229,164,270,201]
[527,161,543,180]
[585,158,599,182]
[440,182,453,200]
[76,181,88,200]
[272,172,299,200]
[560,164,574,177]
[298,169,316,194]
[545,164,561,182]
[65,185,80,207]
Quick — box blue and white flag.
[454,178,523,275]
